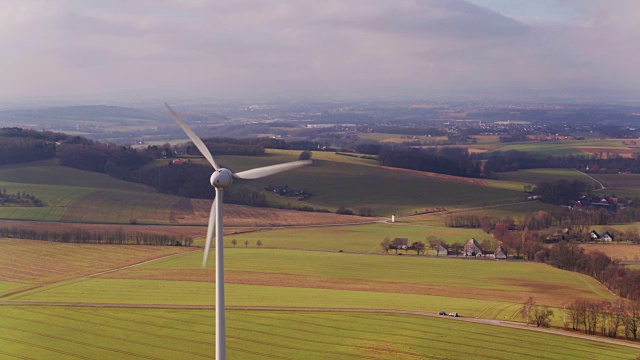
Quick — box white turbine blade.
[202,197,216,268]
[164,102,219,170]
[233,160,312,180]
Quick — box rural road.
[2,301,640,350]
[581,171,606,190]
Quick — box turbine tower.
[165,103,311,360]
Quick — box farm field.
[0,156,524,223]
[0,307,636,360]
[190,151,523,215]
[495,168,601,188]
[588,173,640,197]
[0,238,193,285]
[581,243,640,262]
[2,245,614,313]
[219,222,492,252]
[399,201,561,227]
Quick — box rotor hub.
[210,168,233,188]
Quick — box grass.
[0,281,24,296]
[1,307,636,360]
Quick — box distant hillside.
[7,105,157,120]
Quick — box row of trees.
[0,136,57,165]
[566,299,640,339]
[0,226,193,246]
[446,206,640,232]
[230,239,263,248]
[378,148,482,178]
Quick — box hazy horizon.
[2,0,639,105]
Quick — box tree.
[244,240,249,248]
[449,242,462,257]
[231,239,237,247]
[519,297,535,325]
[531,306,554,328]
[625,301,640,339]
[626,226,640,244]
[299,150,312,160]
[427,235,446,256]
[256,239,262,248]
[380,237,391,254]
[412,241,425,255]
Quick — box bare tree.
[244,240,249,248]
[625,301,640,339]
[380,237,391,254]
[532,306,554,327]
[519,297,535,326]
[449,242,463,257]
[607,299,625,338]
[231,239,237,247]
[256,239,262,248]
[412,241,425,255]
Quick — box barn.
[463,238,483,257]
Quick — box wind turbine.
[165,103,311,360]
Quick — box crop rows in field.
[109,249,615,308]
[0,307,636,360]
[60,189,178,224]
[581,243,640,262]
[0,239,190,284]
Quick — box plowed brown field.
[581,243,640,262]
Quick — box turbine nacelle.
[211,168,234,188]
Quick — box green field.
[1,307,636,360]
[0,160,183,223]
[495,168,601,188]
[9,248,613,312]
[224,223,491,252]
[186,150,524,215]
[482,139,626,155]
[0,154,524,221]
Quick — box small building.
[601,231,614,242]
[433,245,448,256]
[494,246,507,259]
[463,238,483,257]
[590,230,601,241]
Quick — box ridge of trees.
[0,226,193,246]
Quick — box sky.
[1,0,639,103]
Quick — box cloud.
[0,0,638,101]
